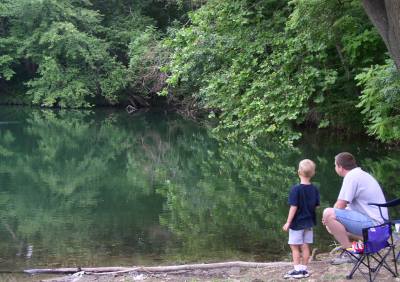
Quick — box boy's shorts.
[288,228,313,245]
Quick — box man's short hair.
[298,159,316,178]
[335,152,357,170]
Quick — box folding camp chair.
[368,198,400,261]
[344,222,398,282]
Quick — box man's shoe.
[284,269,306,279]
[331,252,358,265]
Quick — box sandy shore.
[8,252,400,282]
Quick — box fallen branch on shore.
[25,261,293,276]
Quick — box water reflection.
[0,107,398,273]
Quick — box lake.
[0,106,398,276]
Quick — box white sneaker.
[331,252,358,265]
[284,269,307,279]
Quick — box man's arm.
[334,199,348,209]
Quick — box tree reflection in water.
[0,107,398,271]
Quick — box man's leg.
[347,232,363,242]
[322,208,352,248]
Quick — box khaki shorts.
[288,228,313,245]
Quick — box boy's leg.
[290,244,301,266]
[285,230,308,278]
[300,244,310,266]
[284,244,305,278]
[288,229,305,267]
[301,228,313,270]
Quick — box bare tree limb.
[25,261,293,276]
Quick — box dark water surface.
[0,106,399,275]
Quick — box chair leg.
[368,249,398,280]
[346,255,365,280]
[392,246,398,276]
[367,255,373,282]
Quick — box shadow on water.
[0,106,398,276]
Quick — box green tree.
[0,0,172,108]
[164,0,396,144]
[356,60,400,142]
[1,0,129,107]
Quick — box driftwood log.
[25,261,293,276]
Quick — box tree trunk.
[362,0,400,70]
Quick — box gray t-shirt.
[338,167,388,224]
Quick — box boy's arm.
[282,205,298,231]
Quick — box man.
[322,152,388,264]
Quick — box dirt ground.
[6,253,399,282]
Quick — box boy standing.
[282,159,320,279]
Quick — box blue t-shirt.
[288,184,320,230]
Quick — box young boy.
[282,159,320,279]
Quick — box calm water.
[0,106,399,275]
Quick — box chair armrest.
[368,198,400,208]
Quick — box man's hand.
[334,199,348,209]
[282,222,290,232]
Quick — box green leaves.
[0,55,15,80]
[0,0,398,144]
[163,0,397,144]
[356,60,400,142]
[26,57,93,108]
[164,0,342,144]
[22,20,128,108]
[0,0,149,107]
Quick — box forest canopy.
[0,0,399,144]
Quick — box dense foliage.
[164,0,396,144]
[356,60,400,142]
[0,0,178,106]
[1,0,126,107]
[0,0,399,144]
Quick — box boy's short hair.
[298,159,316,178]
[335,152,357,170]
